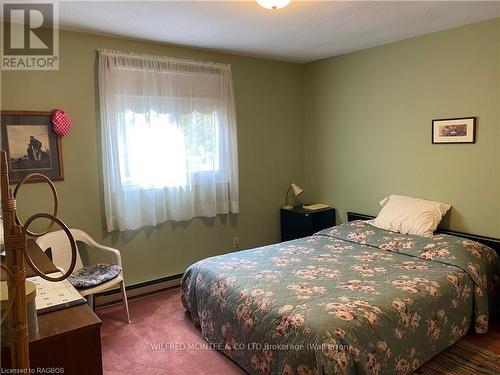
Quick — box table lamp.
[283,183,304,209]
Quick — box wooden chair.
[36,229,130,323]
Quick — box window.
[98,50,239,231]
[120,110,221,188]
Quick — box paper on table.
[302,203,330,211]
[27,272,86,314]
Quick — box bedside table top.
[281,205,334,214]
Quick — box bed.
[181,212,499,375]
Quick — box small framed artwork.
[1,111,64,184]
[432,117,476,144]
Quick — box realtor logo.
[1,2,59,70]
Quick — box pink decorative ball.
[50,109,72,136]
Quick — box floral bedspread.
[181,221,499,375]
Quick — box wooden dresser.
[1,241,103,374]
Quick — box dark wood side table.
[280,206,335,242]
[1,241,103,374]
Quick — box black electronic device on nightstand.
[280,206,335,242]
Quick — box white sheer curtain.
[98,49,239,232]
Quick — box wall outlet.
[233,236,240,250]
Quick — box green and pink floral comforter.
[181,221,499,375]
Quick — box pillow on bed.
[371,195,451,237]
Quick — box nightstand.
[280,206,335,242]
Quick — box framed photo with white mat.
[432,117,476,144]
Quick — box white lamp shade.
[257,0,290,10]
[291,183,304,197]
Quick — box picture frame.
[432,117,476,144]
[1,111,64,184]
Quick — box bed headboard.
[347,212,500,255]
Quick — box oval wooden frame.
[14,173,59,237]
[23,213,77,282]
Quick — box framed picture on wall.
[1,111,64,184]
[432,117,476,144]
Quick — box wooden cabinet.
[1,304,104,374]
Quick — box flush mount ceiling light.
[257,0,290,10]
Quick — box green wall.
[304,18,500,237]
[1,30,305,285]
[2,18,499,286]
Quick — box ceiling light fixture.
[257,0,290,10]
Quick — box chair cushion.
[68,264,121,289]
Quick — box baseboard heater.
[94,273,183,309]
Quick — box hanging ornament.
[50,109,72,136]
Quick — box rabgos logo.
[2,1,59,70]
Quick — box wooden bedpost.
[1,150,30,370]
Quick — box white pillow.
[371,195,451,237]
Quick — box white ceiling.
[59,1,500,63]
